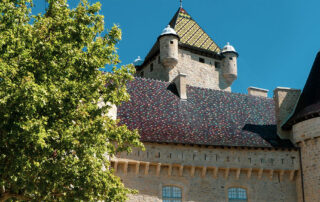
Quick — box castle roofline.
[136,7,222,69]
[282,51,320,130]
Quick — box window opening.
[215,61,220,68]
[199,57,205,63]
[162,186,182,202]
[228,187,247,202]
[150,63,154,72]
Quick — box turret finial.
[180,0,182,8]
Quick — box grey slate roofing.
[118,77,294,148]
[283,51,320,130]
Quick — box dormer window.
[199,57,205,63]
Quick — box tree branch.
[0,192,31,202]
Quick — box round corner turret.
[158,25,179,68]
[133,56,143,66]
[221,42,238,84]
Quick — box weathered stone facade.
[112,143,300,202]
[120,6,320,202]
[293,117,320,202]
[137,49,231,91]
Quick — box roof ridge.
[134,76,169,84]
[187,84,272,100]
[133,77,272,100]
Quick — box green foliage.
[0,0,143,201]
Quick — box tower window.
[228,187,247,202]
[150,63,153,72]
[140,71,144,77]
[158,56,160,64]
[229,57,233,60]
[162,186,182,202]
[170,40,174,44]
[215,61,221,68]
[199,57,205,63]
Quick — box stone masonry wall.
[137,49,231,91]
[293,117,320,202]
[113,143,299,202]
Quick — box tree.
[0,0,143,201]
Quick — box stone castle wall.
[112,143,300,202]
[137,49,231,91]
[293,117,320,202]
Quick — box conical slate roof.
[282,52,320,130]
[169,8,220,53]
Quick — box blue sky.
[32,0,320,96]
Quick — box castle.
[110,7,320,202]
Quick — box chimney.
[247,87,269,97]
[273,87,301,139]
[173,73,187,100]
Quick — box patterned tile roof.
[138,8,221,68]
[118,78,294,148]
[169,8,221,53]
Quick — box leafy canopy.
[0,0,143,201]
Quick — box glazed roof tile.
[118,77,294,148]
[138,8,221,68]
[169,8,220,53]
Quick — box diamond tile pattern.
[169,8,220,53]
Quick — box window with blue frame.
[162,186,182,202]
[228,187,248,202]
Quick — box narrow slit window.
[140,71,144,77]
[150,63,154,72]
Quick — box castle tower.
[159,25,179,68]
[282,52,320,202]
[221,42,238,84]
[134,7,238,91]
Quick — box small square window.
[199,57,205,63]
[215,61,221,68]
[150,63,154,72]
[170,40,174,44]
[229,57,233,60]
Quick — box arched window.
[162,186,182,202]
[228,187,247,202]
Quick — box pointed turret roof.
[282,52,320,130]
[137,8,221,69]
[168,8,221,53]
